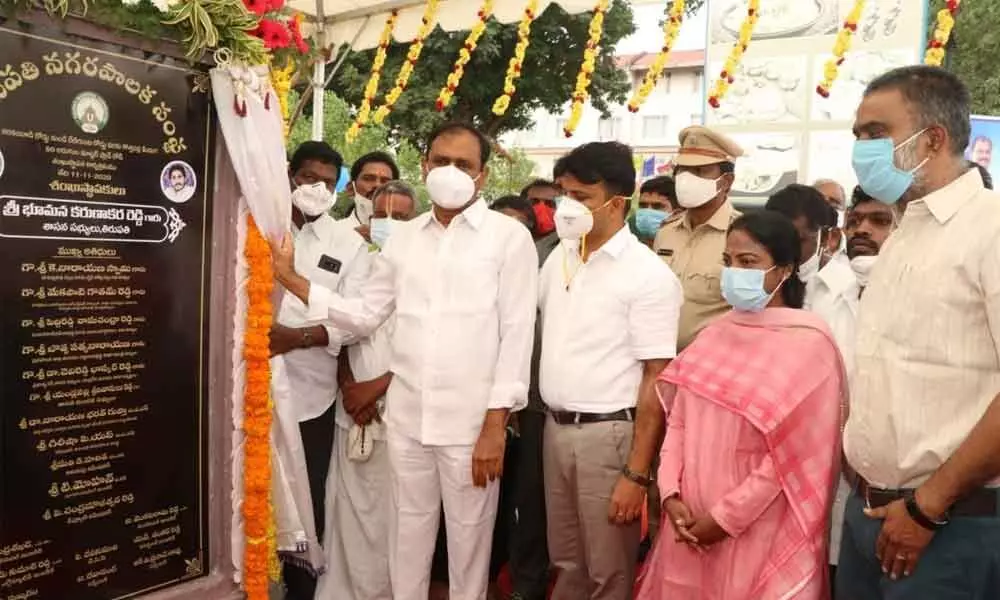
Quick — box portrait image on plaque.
[161,161,197,204]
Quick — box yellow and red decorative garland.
[492,0,539,116]
[564,0,610,137]
[347,10,398,142]
[925,0,960,67]
[816,0,865,98]
[243,216,274,600]
[627,0,685,113]
[707,0,759,109]
[437,0,495,111]
[374,0,440,124]
[270,60,296,137]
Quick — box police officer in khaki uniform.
[653,125,744,350]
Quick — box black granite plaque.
[0,22,213,600]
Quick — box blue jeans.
[836,490,1000,599]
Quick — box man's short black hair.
[520,179,558,199]
[849,185,876,209]
[765,183,837,231]
[490,194,537,233]
[553,142,636,198]
[864,65,971,156]
[639,175,676,206]
[425,121,491,169]
[168,165,186,178]
[970,161,994,190]
[350,151,400,181]
[289,141,343,174]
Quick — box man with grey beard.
[837,65,1000,599]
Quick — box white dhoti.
[315,423,392,600]
[387,428,500,600]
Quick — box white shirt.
[805,259,860,375]
[334,314,394,440]
[278,214,371,422]
[539,227,682,413]
[845,169,1000,488]
[163,185,195,203]
[307,200,538,446]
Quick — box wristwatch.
[300,328,313,348]
[622,466,653,487]
[904,490,949,531]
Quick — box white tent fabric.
[291,0,598,51]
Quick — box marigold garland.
[564,0,610,137]
[436,0,495,111]
[816,0,865,98]
[925,0,960,67]
[627,0,685,113]
[373,0,441,124]
[243,215,274,600]
[492,0,539,116]
[270,61,296,137]
[707,0,760,109]
[346,10,399,142]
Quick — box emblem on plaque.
[71,91,109,134]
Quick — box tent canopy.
[291,0,598,51]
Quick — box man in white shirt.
[270,122,538,600]
[764,183,853,305]
[273,141,373,600]
[344,151,399,240]
[807,185,897,587]
[540,142,682,600]
[316,180,418,600]
[838,65,1000,599]
[813,178,848,261]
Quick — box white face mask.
[370,217,393,248]
[425,165,477,210]
[850,255,878,287]
[353,194,374,226]
[553,196,594,240]
[797,230,823,283]
[291,181,335,217]
[675,172,721,208]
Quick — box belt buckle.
[863,481,872,511]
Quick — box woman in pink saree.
[637,211,846,600]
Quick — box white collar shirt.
[278,214,371,422]
[307,200,539,446]
[845,169,1000,488]
[806,258,860,374]
[539,227,683,413]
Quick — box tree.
[330,0,636,149]
[934,0,1000,117]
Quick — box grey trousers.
[543,415,641,600]
[836,490,1000,600]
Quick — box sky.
[615,1,709,55]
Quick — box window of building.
[598,117,621,141]
[693,70,704,94]
[661,72,672,93]
[642,115,669,139]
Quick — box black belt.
[853,476,998,517]
[550,408,634,426]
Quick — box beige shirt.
[652,202,740,349]
[844,169,1000,489]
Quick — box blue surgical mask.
[851,129,928,204]
[370,217,393,249]
[635,208,670,240]
[721,266,785,313]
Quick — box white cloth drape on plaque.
[211,63,321,580]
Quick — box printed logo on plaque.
[71,91,110,134]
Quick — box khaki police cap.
[675,126,744,167]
